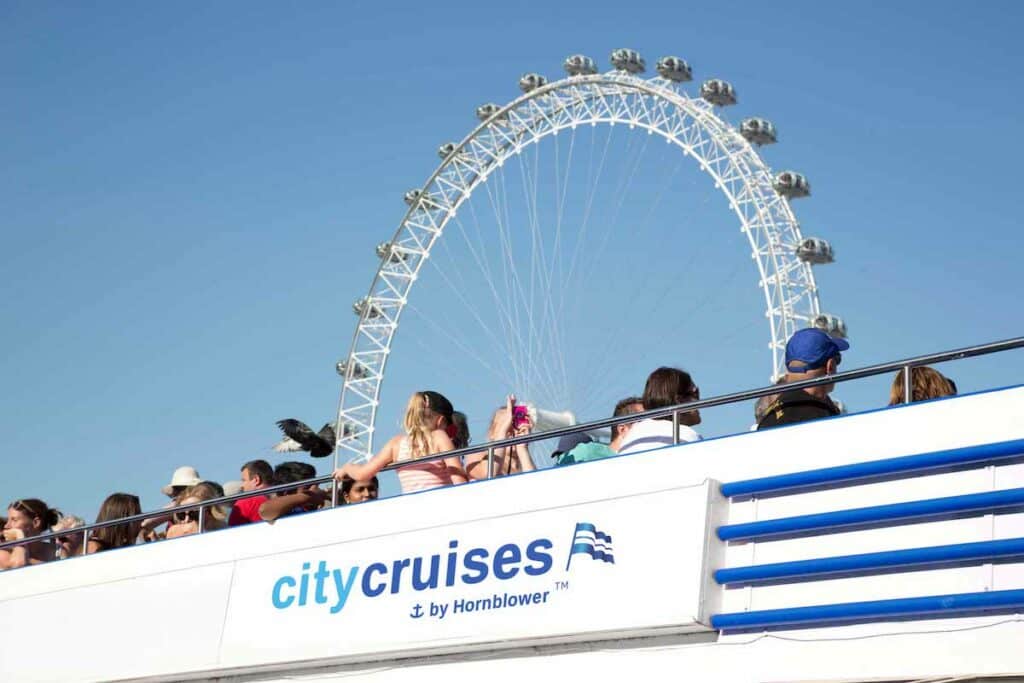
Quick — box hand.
[491,394,515,439]
[332,466,351,482]
[2,528,25,542]
[512,421,532,437]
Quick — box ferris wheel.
[334,49,843,465]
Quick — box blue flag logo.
[565,522,614,570]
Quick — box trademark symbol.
[554,580,569,591]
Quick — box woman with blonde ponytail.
[333,390,467,494]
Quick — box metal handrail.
[2,334,1021,556]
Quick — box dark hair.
[451,411,470,449]
[242,459,274,486]
[341,476,379,498]
[273,461,316,495]
[90,493,142,551]
[421,390,454,422]
[642,367,698,413]
[611,396,643,439]
[8,499,60,532]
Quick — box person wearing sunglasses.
[3,499,60,568]
[166,482,229,539]
[51,514,87,559]
[756,328,850,430]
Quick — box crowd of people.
[0,328,959,571]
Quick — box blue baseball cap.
[785,328,850,372]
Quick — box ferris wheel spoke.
[406,302,516,389]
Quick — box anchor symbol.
[410,603,424,619]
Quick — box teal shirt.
[556,442,614,466]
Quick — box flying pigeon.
[274,419,337,458]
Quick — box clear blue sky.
[2,1,1022,519]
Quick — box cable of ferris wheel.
[477,153,562,405]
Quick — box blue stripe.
[720,438,1024,499]
[570,543,614,563]
[715,536,1024,586]
[711,588,1024,631]
[574,523,612,544]
[717,486,1024,542]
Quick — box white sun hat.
[161,466,202,496]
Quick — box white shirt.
[616,418,702,454]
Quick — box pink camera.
[512,405,530,429]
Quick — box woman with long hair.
[888,366,956,406]
[333,390,467,493]
[3,499,60,568]
[86,494,143,554]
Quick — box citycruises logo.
[269,521,615,619]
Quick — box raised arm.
[258,487,329,524]
[333,436,399,483]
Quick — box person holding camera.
[464,394,536,480]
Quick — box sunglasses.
[172,509,200,524]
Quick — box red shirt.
[229,494,269,526]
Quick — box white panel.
[0,562,233,683]
[218,484,718,668]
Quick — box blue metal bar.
[715,537,1024,586]
[720,438,1024,499]
[717,487,1024,542]
[711,588,1024,631]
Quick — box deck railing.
[2,335,1022,558]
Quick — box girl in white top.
[333,391,467,493]
[618,367,703,454]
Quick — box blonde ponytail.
[403,392,435,458]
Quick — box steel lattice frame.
[335,70,821,464]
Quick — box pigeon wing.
[273,437,303,453]
[276,419,317,451]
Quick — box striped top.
[395,437,455,492]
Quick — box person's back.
[756,328,849,431]
[755,389,839,429]
[618,369,702,454]
[334,390,467,494]
[395,435,459,491]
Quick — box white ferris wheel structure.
[334,49,844,465]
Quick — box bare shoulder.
[430,428,455,448]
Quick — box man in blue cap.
[756,328,850,430]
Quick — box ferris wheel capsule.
[375,241,408,263]
[740,117,777,145]
[655,56,692,82]
[773,171,810,199]
[795,237,834,264]
[475,103,505,122]
[812,314,847,339]
[438,142,457,160]
[610,48,645,74]
[519,73,548,93]
[403,189,441,209]
[563,54,598,76]
[336,359,370,380]
[352,296,384,319]
[700,79,737,106]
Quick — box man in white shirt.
[618,367,702,454]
